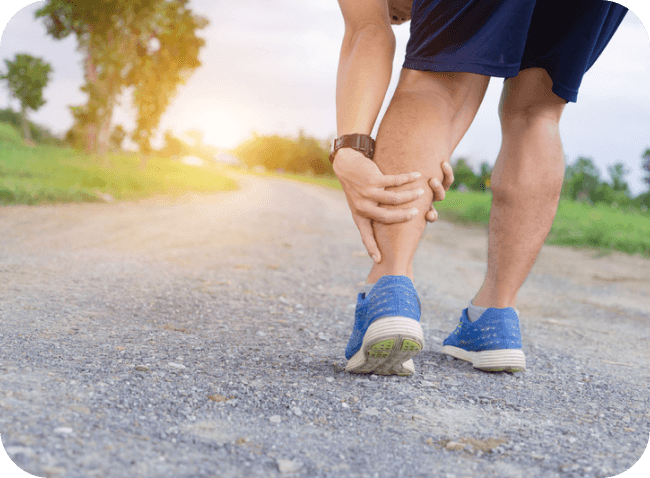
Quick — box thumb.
[355,215,381,263]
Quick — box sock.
[361,283,375,296]
[467,300,488,322]
[467,300,520,321]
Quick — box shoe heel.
[346,317,424,375]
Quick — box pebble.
[167,362,186,369]
[420,380,438,388]
[54,427,73,435]
[291,407,302,417]
[277,459,303,474]
[445,441,464,451]
[362,407,380,417]
[135,365,149,371]
[269,415,282,424]
[325,377,334,383]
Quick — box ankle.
[367,263,413,284]
[472,290,515,309]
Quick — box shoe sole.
[442,345,526,372]
[346,317,424,376]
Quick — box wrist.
[329,134,375,163]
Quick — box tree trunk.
[20,104,31,143]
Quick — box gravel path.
[1,174,649,478]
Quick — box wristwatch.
[329,134,376,164]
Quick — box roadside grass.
[260,169,650,257]
[0,141,237,205]
[0,122,23,145]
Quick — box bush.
[234,132,333,176]
[0,109,64,146]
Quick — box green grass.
[0,139,237,205]
[548,200,650,256]
[0,122,23,145]
[431,189,650,257]
[265,171,650,257]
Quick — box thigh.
[395,68,491,152]
[500,68,566,123]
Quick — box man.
[332,0,628,375]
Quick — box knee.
[499,69,566,130]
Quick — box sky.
[0,1,649,194]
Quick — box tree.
[109,124,126,151]
[160,129,189,158]
[0,54,52,144]
[478,162,492,191]
[642,148,650,188]
[233,132,332,176]
[35,0,208,154]
[450,158,480,191]
[562,157,601,202]
[607,162,630,194]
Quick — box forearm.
[336,23,396,136]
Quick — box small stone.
[531,453,545,460]
[325,377,334,383]
[341,403,350,409]
[6,447,36,458]
[291,407,302,417]
[54,427,73,435]
[135,366,149,372]
[568,437,577,443]
[445,441,464,451]
[420,380,438,388]
[362,407,380,417]
[277,459,303,474]
[256,331,267,337]
[269,415,282,424]
[168,362,186,369]
[317,332,330,341]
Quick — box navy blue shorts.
[403,0,628,102]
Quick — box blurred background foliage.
[233,131,333,176]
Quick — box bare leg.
[473,68,567,308]
[366,69,490,284]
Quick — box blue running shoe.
[442,308,526,372]
[345,275,424,376]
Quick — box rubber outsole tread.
[346,317,424,376]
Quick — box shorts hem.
[403,57,521,78]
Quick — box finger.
[354,215,381,263]
[429,177,445,202]
[441,162,454,190]
[361,204,419,224]
[425,206,438,223]
[368,187,424,206]
[377,171,422,188]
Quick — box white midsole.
[346,316,424,374]
[442,345,526,371]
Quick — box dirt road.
[1,174,648,477]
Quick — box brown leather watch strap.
[329,134,376,164]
